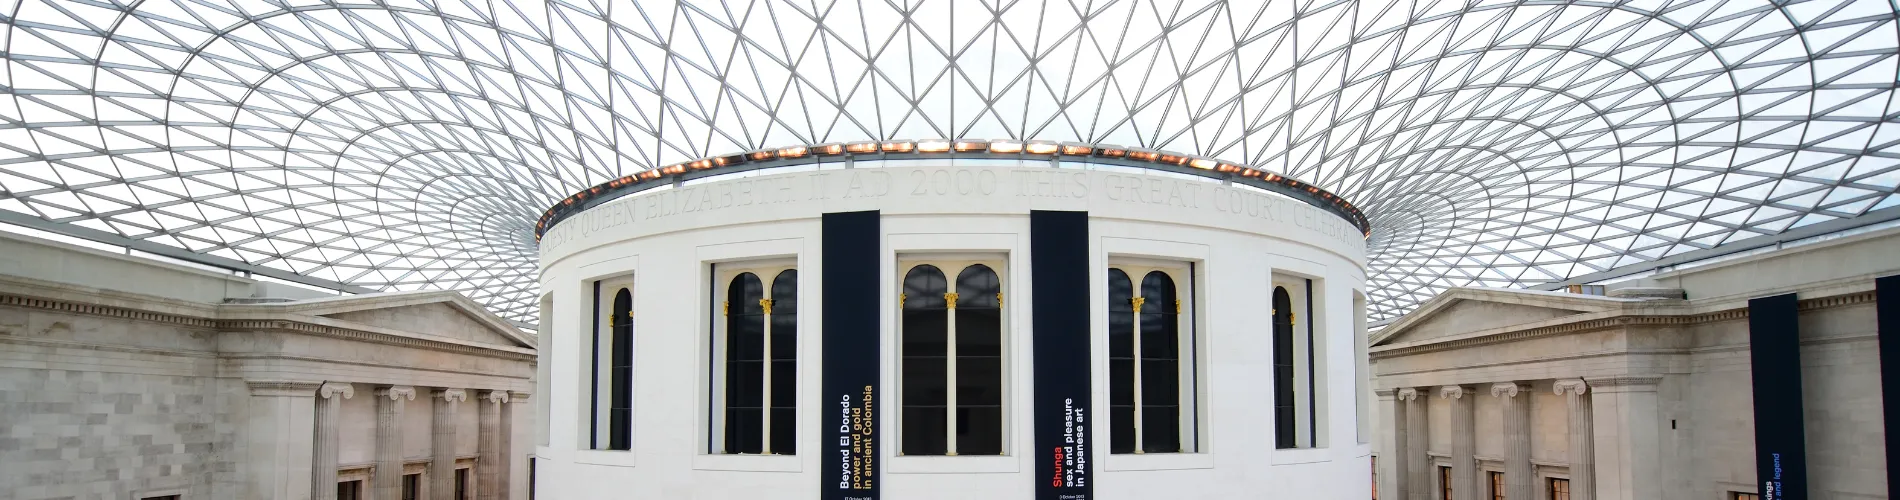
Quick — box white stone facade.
[0,231,537,500]
[536,164,1374,499]
[1370,226,1899,500]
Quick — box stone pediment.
[1372,287,1640,347]
[275,291,535,350]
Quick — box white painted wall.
[536,164,1371,499]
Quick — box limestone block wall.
[0,304,222,499]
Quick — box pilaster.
[1400,387,1430,500]
[1585,376,1664,500]
[245,379,322,500]
[1378,388,1407,500]
[1492,382,1532,500]
[1440,385,1475,500]
[433,389,468,500]
[376,386,417,500]
[313,382,354,500]
[1555,379,1594,500]
[479,390,511,500]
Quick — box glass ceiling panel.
[3,0,1898,325]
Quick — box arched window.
[900,260,1007,456]
[589,278,633,451]
[1109,263,1197,454]
[712,263,798,455]
[724,272,765,454]
[1272,286,1296,449]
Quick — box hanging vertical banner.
[1877,275,1899,494]
[1748,293,1807,500]
[822,211,880,500]
[1030,210,1093,500]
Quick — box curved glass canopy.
[1,0,1896,325]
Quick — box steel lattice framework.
[2,0,1898,325]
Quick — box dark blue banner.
[1030,210,1093,500]
[822,211,880,500]
[1876,275,1898,496]
[1748,293,1807,500]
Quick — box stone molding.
[434,388,469,403]
[1585,375,1664,392]
[0,289,534,361]
[1374,388,1398,398]
[246,379,322,397]
[483,390,511,404]
[1490,382,1529,398]
[1396,387,1420,401]
[318,382,355,399]
[1552,379,1588,396]
[1437,385,1470,399]
[377,386,418,401]
[1369,290,1876,360]
[509,390,532,401]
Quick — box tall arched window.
[712,263,798,455]
[900,260,1006,456]
[724,272,765,454]
[1109,263,1197,454]
[589,278,633,451]
[1272,286,1296,449]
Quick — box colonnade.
[308,383,520,500]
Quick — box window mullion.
[1131,294,1145,454]
[712,298,728,453]
[944,290,959,456]
[760,295,774,455]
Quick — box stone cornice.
[1370,290,1875,360]
[1585,375,1664,391]
[0,288,534,362]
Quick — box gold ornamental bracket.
[759,298,773,315]
[1131,296,1145,310]
[944,292,959,309]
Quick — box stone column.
[502,392,525,499]
[1586,376,1664,500]
[432,389,467,500]
[245,380,321,500]
[1493,382,1532,500]
[1379,389,1409,500]
[312,382,354,500]
[1555,379,1594,500]
[1441,385,1475,500]
[376,386,417,500]
[478,390,510,500]
[1400,387,1430,500]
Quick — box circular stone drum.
[533,156,1371,500]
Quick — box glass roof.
[2,0,1897,325]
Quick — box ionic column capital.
[1396,387,1421,401]
[318,382,355,400]
[1553,379,1588,396]
[434,388,468,403]
[1490,382,1530,398]
[376,385,417,401]
[482,390,511,404]
[1437,385,1471,400]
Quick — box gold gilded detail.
[944,292,959,309]
[1132,297,1145,310]
[997,292,1003,308]
[899,293,906,307]
[1175,299,1181,314]
[723,301,729,316]
[759,298,773,315]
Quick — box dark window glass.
[1272,286,1297,449]
[769,270,798,455]
[141,496,180,500]
[456,468,469,500]
[1548,478,1569,500]
[1139,271,1181,453]
[1491,471,1504,500]
[402,473,420,500]
[955,264,1003,455]
[1107,268,1136,454]
[1440,466,1452,500]
[609,288,633,450]
[900,265,948,455]
[724,273,765,454]
[338,480,361,500]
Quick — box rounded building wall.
[534,164,1372,499]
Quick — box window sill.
[887,454,1020,474]
[1101,452,1214,471]
[1270,447,1332,465]
[572,449,638,468]
[692,453,803,472]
